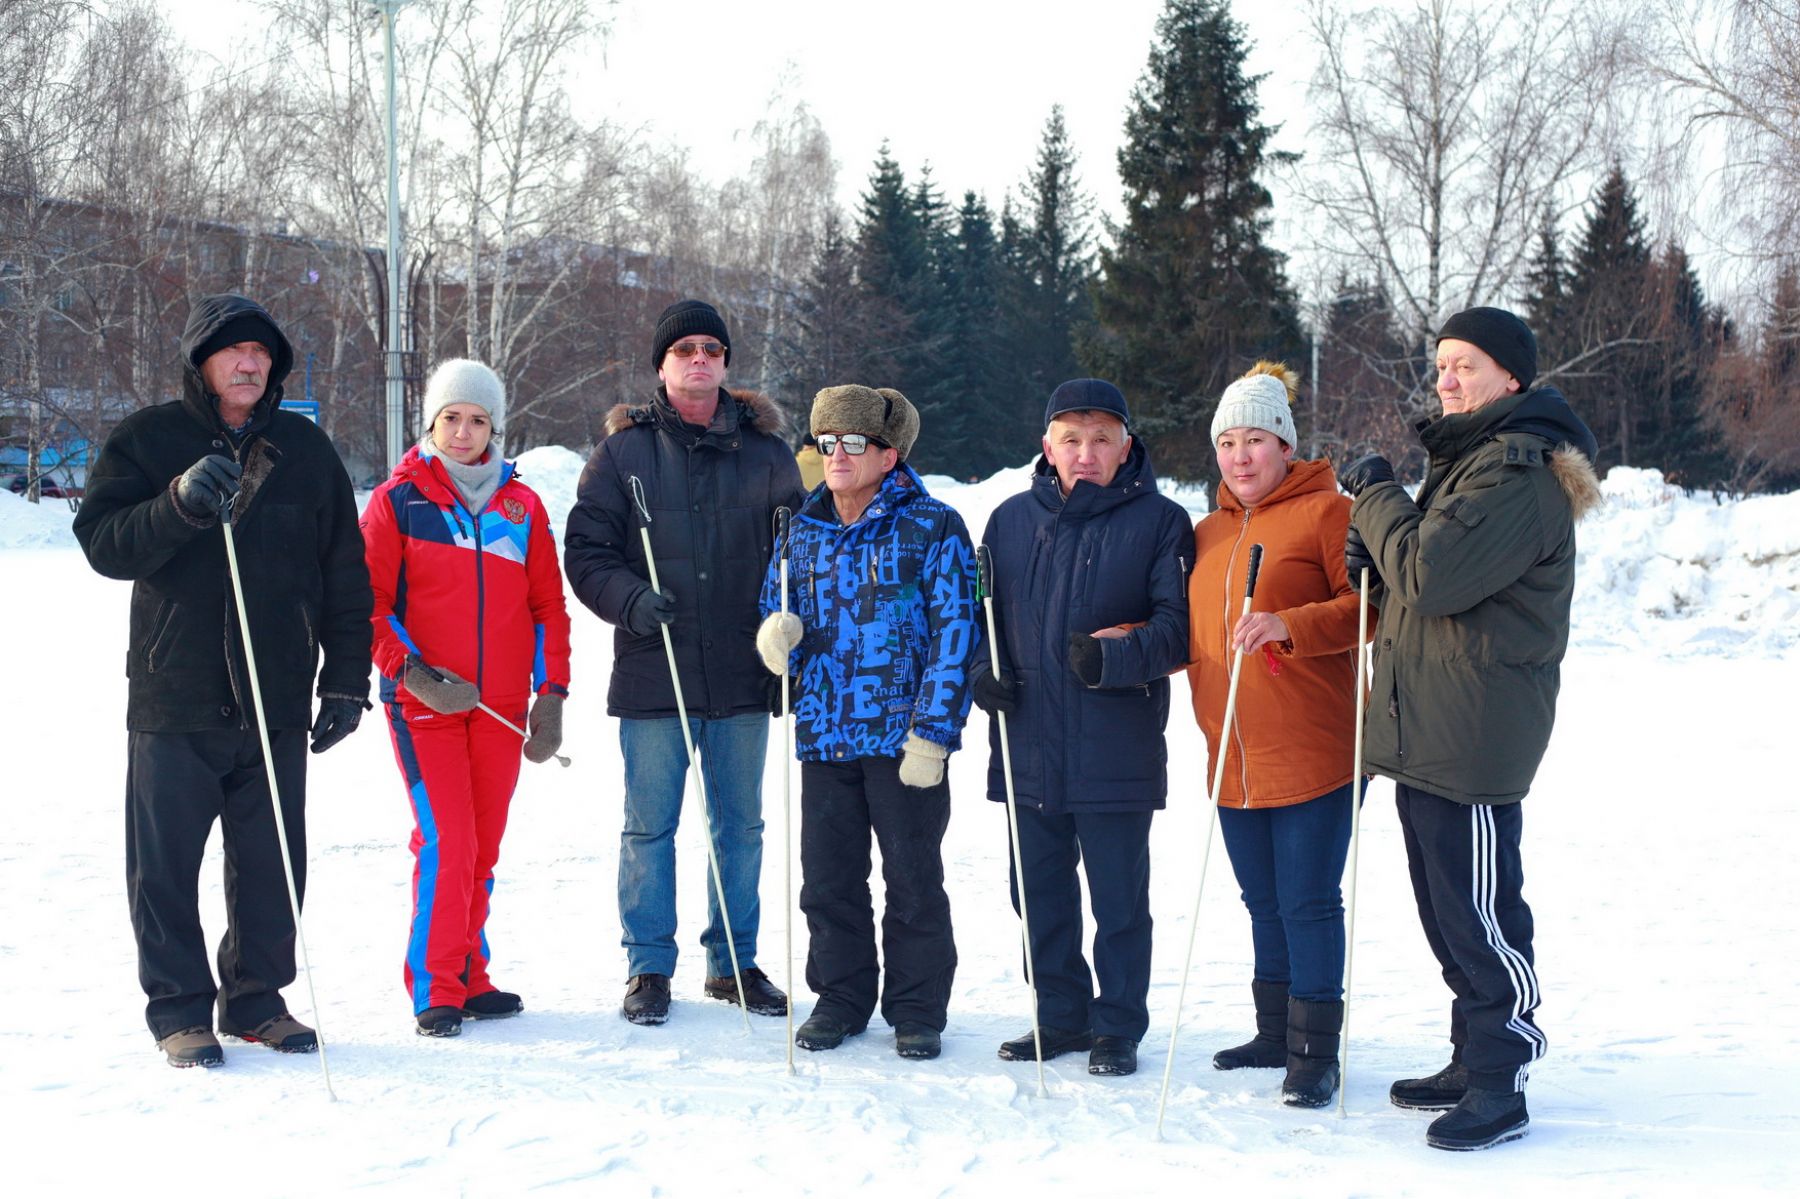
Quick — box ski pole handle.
[1244,542,1264,600]
[773,506,791,554]
[628,474,653,528]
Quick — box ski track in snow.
[2,462,1795,1196]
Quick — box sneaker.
[997,1025,1092,1062]
[1391,1061,1469,1111]
[622,974,671,1025]
[1088,1035,1139,1076]
[794,1010,867,1052]
[702,967,788,1017]
[158,1026,224,1068]
[1426,1086,1530,1151]
[462,990,524,1019]
[416,1006,464,1037]
[219,1012,317,1053]
[894,1021,942,1060]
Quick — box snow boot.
[998,1025,1092,1062]
[462,990,524,1019]
[219,1012,317,1053]
[1280,997,1343,1108]
[1426,1086,1529,1151]
[794,1010,868,1051]
[1088,1035,1139,1076]
[622,973,671,1025]
[158,1026,223,1068]
[703,967,788,1017]
[894,1021,942,1060]
[416,1006,464,1037]
[1390,1060,1469,1110]
[1213,979,1288,1070]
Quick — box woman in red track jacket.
[359,359,571,1038]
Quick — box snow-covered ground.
[2,459,1795,1196]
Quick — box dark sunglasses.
[667,340,725,359]
[816,433,888,457]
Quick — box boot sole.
[460,1007,523,1021]
[622,1009,669,1026]
[416,1025,463,1038]
[1428,1120,1530,1151]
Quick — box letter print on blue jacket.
[760,464,979,762]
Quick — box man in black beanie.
[74,294,373,1068]
[1336,306,1600,1150]
[565,298,804,1027]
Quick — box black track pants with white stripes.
[1395,784,1547,1093]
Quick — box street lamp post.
[373,0,411,471]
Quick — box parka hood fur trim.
[602,388,785,440]
[1551,445,1603,522]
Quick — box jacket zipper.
[1223,510,1253,806]
[471,494,487,690]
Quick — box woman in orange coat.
[1187,361,1367,1109]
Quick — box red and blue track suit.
[360,445,571,1014]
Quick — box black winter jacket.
[564,387,805,719]
[979,441,1193,814]
[73,294,374,732]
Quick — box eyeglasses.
[816,433,888,457]
[667,340,725,359]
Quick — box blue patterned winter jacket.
[760,464,979,763]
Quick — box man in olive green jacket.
[1340,306,1600,1153]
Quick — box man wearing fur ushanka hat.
[754,384,978,1063]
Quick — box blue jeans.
[618,713,768,978]
[1218,783,1353,1002]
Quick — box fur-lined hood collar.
[603,387,785,441]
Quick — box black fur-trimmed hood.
[603,387,785,441]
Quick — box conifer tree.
[1565,165,1657,470]
[1016,106,1095,408]
[1086,0,1303,480]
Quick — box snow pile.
[0,488,79,549]
[512,444,588,531]
[1571,467,1800,655]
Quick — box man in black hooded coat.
[75,294,373,1067]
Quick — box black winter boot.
[1213,979,1288,1070]
[1390,1060,1469,1110]
[1280,997,1343,1108]
[1426,1086,1529,1150]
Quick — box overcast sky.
[155,0,1313,225]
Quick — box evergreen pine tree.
[1521,208,1570,372]
[1085,0,1304,481]
[793,210,879,427]
[1643,244,1730,485]
[1017,106,1095,407]
[1564,164,1655,470]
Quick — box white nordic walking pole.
[978,544,1048,1098]
[776,505,796,1074]
[218,499,336,1100]
[1156,542,1265,1139]
[1338,566,1372,1118]
[628,475,751,1031]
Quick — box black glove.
[1345,524,1379,587]
[765,673,798,717]
[174,454,242,519]
[623,586,677,637]
[1338,454,1396,498]
[970,663,1019,715]
[1067,632,1104,688]
[309,694,365,754]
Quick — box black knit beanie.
[1436,306,1537,389]
[192,311,281,368]
[650,299,731,367]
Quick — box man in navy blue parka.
[972,379,1192,1077]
